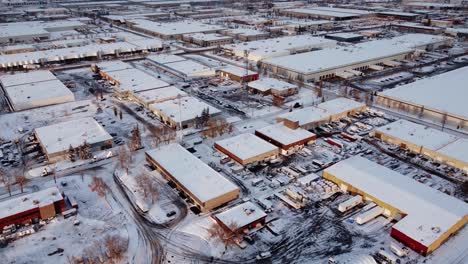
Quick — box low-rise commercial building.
[277,98,366,130]
[323,156,468,256]
[145,144,240,212]
[222,28,269,41]
[219,66,259,83]
[255,123,316,155]
[0,187,66,230]
[214,133,279,166]
[128,19,224,39]
[247,78,298,96]
[182,33,233,47]
[0,70,74,111]
[213,202,266,233]
[147,54,216,80]
[372,120,468,173]
[34,117,113,162]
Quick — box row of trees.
[0,168,29,196]
[201,118,234,138]
[68,233,129,264]
[68,141,92,162]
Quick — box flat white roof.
[164,60,216,78]
[326,32,363,39]
[150,96,220,123]
[248,78,297,92]
[374,120,458,151]
[95,61,134,73]
[108,68,171,93]
[263,34,448,74]
[278,97,364,126]
[185,33,232,41]
[325,156,468,247]
[215,133,278,161]
[311,7,373,15]
[379,66,468,119]
[437,138,468,164]
[256,123,315,146]
[131,19,224,36]
[215,201,266,230]
[146,143,239,203]
[0,70,56,87]
[147,54,187,65]
[224,35,336,61]
[220,65,257,77]
[0,187,63,220]
[285,8,359,18]
[224,27,267,37]
[379,11,420,17]
[35,117,112,155]
[134,86,187,104]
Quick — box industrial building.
[0,20,85,43]
[277,98,366,130]
[221,28,269,41]
[325,32,364,42]
[223,35,336,61]
[148,96,220,129]
[0,39,163,69]
[213,202,266,233]
[262,34,452,82]
[132,86,188,108]
[323,156,468,256]
[214,133,279,166]
[279,7,368,21]
[0,70,75,111]
[145,144,240,212]
[182,33,233,47]
[255,122,316,155]
[218,66,259,83]
[376,66,468,130]
[128,19,224,39]
[147,54,216,80]
[34,117,113,162]
[247,78,298,96]
[0,187,66,230]
[372,120,468,173]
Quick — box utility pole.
[243,50,250,90]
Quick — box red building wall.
[391,227,428,256]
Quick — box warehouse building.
[281,20,334,33]
[219,66,259,83]
[128,19,224,39]
[325,32,364,43]
[277,98,366,130]
[214,133,279,166]
[376,66,468,131]
[0,187,66,230]
[323,156,468,255]
[213,201,266,233]
[147,54,216,80]
[0,20,85,43]
[0,70,75,111]
[182,33,233,47]
[262,34,452,82]
[145,144,240,212]
[149,96,220,129]
[222,28,269,41]
[377,11,422,21]
[132,86,187,108]
[279,8,366,21]
[247,78,298,96]
[372,120,468,173]
[223,35,336,62]
[255,122,316,155]
[0,39,163,69]
[35,117,113,162]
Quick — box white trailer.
[338,195,363,212]
[361,202,376,212]
[356,206,384,225]
[377,250,398,264]
[390,241,409,257]
[281,166,300,178]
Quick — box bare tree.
[117,146,130,173]
[104,234,129,261]
[207,221,240,253]
[129,125,142,151]
[15,175,28,193]
[89,176,108,201]
[0,169,12,196]
[135,173,158,203]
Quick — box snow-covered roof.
[437,138,468,164]
[220,65,256,77]
[263,34,448,74]
[185,33,232,41]
[133,86,187,104]
[311,7,373,15]
[164,60,216,78]
[284,8,360,18]
[35,117,112,155]
[147,54,187,65]
[325,156,468,248]
[0,40,162,68]
[256,123,316,147]
[108,68,171,93]
[223,35,335,61]
[248,77,297,92]
[278,98,364,126]
[374,120,458,151]
[130,19,224,36]
[0,70,56,87]
[146,144,239,203]
[223,27,267,37]
[149,96,220,123]
[0,187,63,220]
[214,201,266,230]
[378,11,420,17]
[297,173,319,185]
[326,32,363,39]
[215,133,279,161]
[379,66,468,119]
[95,60,134,73]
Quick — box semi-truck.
[338,195,363,212]
[356,206,384,225]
